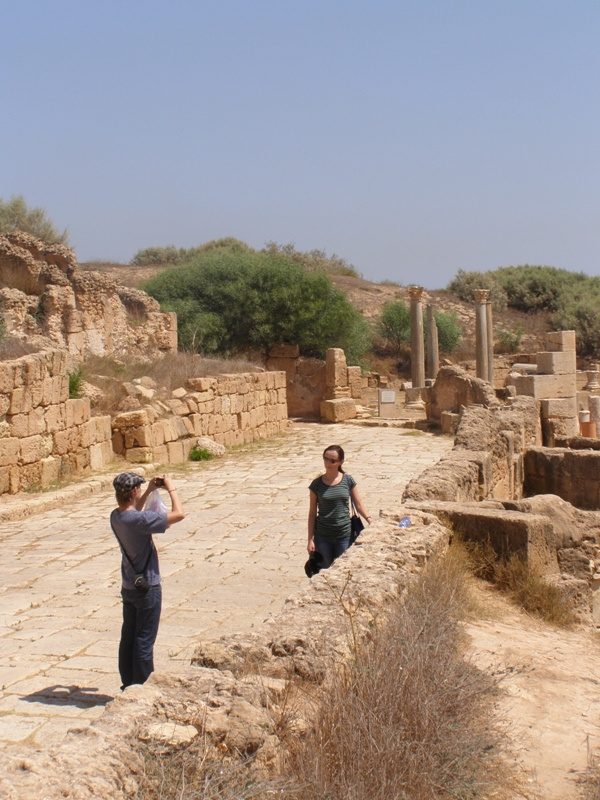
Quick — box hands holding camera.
[151,475,176,494]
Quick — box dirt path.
[466,586,600,799]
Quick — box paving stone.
[0,421,451,748]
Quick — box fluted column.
[474,289,490,382]
[409,286,425,388]
[486,301,494,386]
[426,303,439,381]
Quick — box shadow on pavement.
[21,685,114,708]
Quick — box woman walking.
[307,445,372,570]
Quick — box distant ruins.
[0,231,177,360]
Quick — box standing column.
[474,289,490,382]
[409,286,425,389]
[426,303,439,381]
[486,301,494,386]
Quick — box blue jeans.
[314,535,351,569]
[119,584,162,689]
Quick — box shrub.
[497,324,524,354]
[131,238,252,267]
[189,446,212,461]
[263,241,361,277]
[376,302,462,355]
[0,195,69,245]
[433,308,462,353]
[375,300,411,354]
[287,551,513,799]
[142,249,370,363]
[447,268,508,311]
[68,367,84,399]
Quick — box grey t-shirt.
[309,473,356,540]
[110,508,167,589]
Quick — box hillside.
[80,260,553,364]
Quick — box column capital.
[408,285,424,301]
[474,289,490,304]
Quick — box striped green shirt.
[309,473,356,540]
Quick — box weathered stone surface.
[320,398,357,423]
[0,231,176,361]
[429,365,498,421]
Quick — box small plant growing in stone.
[497,324,523,354]
[68,367,84,398]
[189,446,212,461]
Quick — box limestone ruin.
[0,231,177,360]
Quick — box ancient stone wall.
[0,349,113,494]
[266,345,367,419]
[0,231,177,361]
[524,447,600,510]
[403,395,541,503]
[111,371,289,463]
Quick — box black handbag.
[347,475,364,544]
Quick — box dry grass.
[459,539,576,628]
[134,550,525,800]
[284,549,520,800]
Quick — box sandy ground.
[466,585,600,799]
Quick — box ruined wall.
[403,395,541,503]
[111,371,289,462]
[266,345,368,419]
[0,350,113,494]
[0,231,177,361]
[524,447,600,510]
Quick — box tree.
[376,301,462,355]
[142,248,370,363]
[0,195,69,245]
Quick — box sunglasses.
[323,456,339,464]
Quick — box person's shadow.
[21,685,113,709]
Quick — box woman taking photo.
[307,444,372,569]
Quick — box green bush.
[131,238,251,267]
[189,446,212,461]
[376,301,411,353]
[0,195,69,245]
[142,249,370,363]
[376,302,462,355]
[262,241,360,277]
[447,269,508,311]
[68,367,84,398]
[497,324,524,354]
[494,265,591,314]
[433,308,462,353]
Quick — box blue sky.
[2,0,599,289]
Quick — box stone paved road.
[0,422,452,749]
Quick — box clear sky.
[2,0,599,289]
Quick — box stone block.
[28,407,46,436]
[126,447,154,463]
[20,435,42,464]
[540,397,578,419]
[44,403,66,433]
[8,413,29,438]
[0,438,20,466]
[546,330,576,352]
[19,462,42,491]
[9,387,32,415]
[95,416,113,442]
[40,456,60,488]
[65,398,91,428]
[167,440,185,463]
[172,387,187,399]
[0,361,15,393]
[325,348,348,390]
[320,398,357,423]
[0,394,9,416]
[514,373,577,400]
[536,350,577,375]
[111,429,124,455]
[186,376,217,392]
[0,465,11,494]
[112,410,150,429]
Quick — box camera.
[134,574,150,593]
[154,477,165,487]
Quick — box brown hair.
[115,487,136,505]
[323,444,345,473]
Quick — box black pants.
[119,584,162,688]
